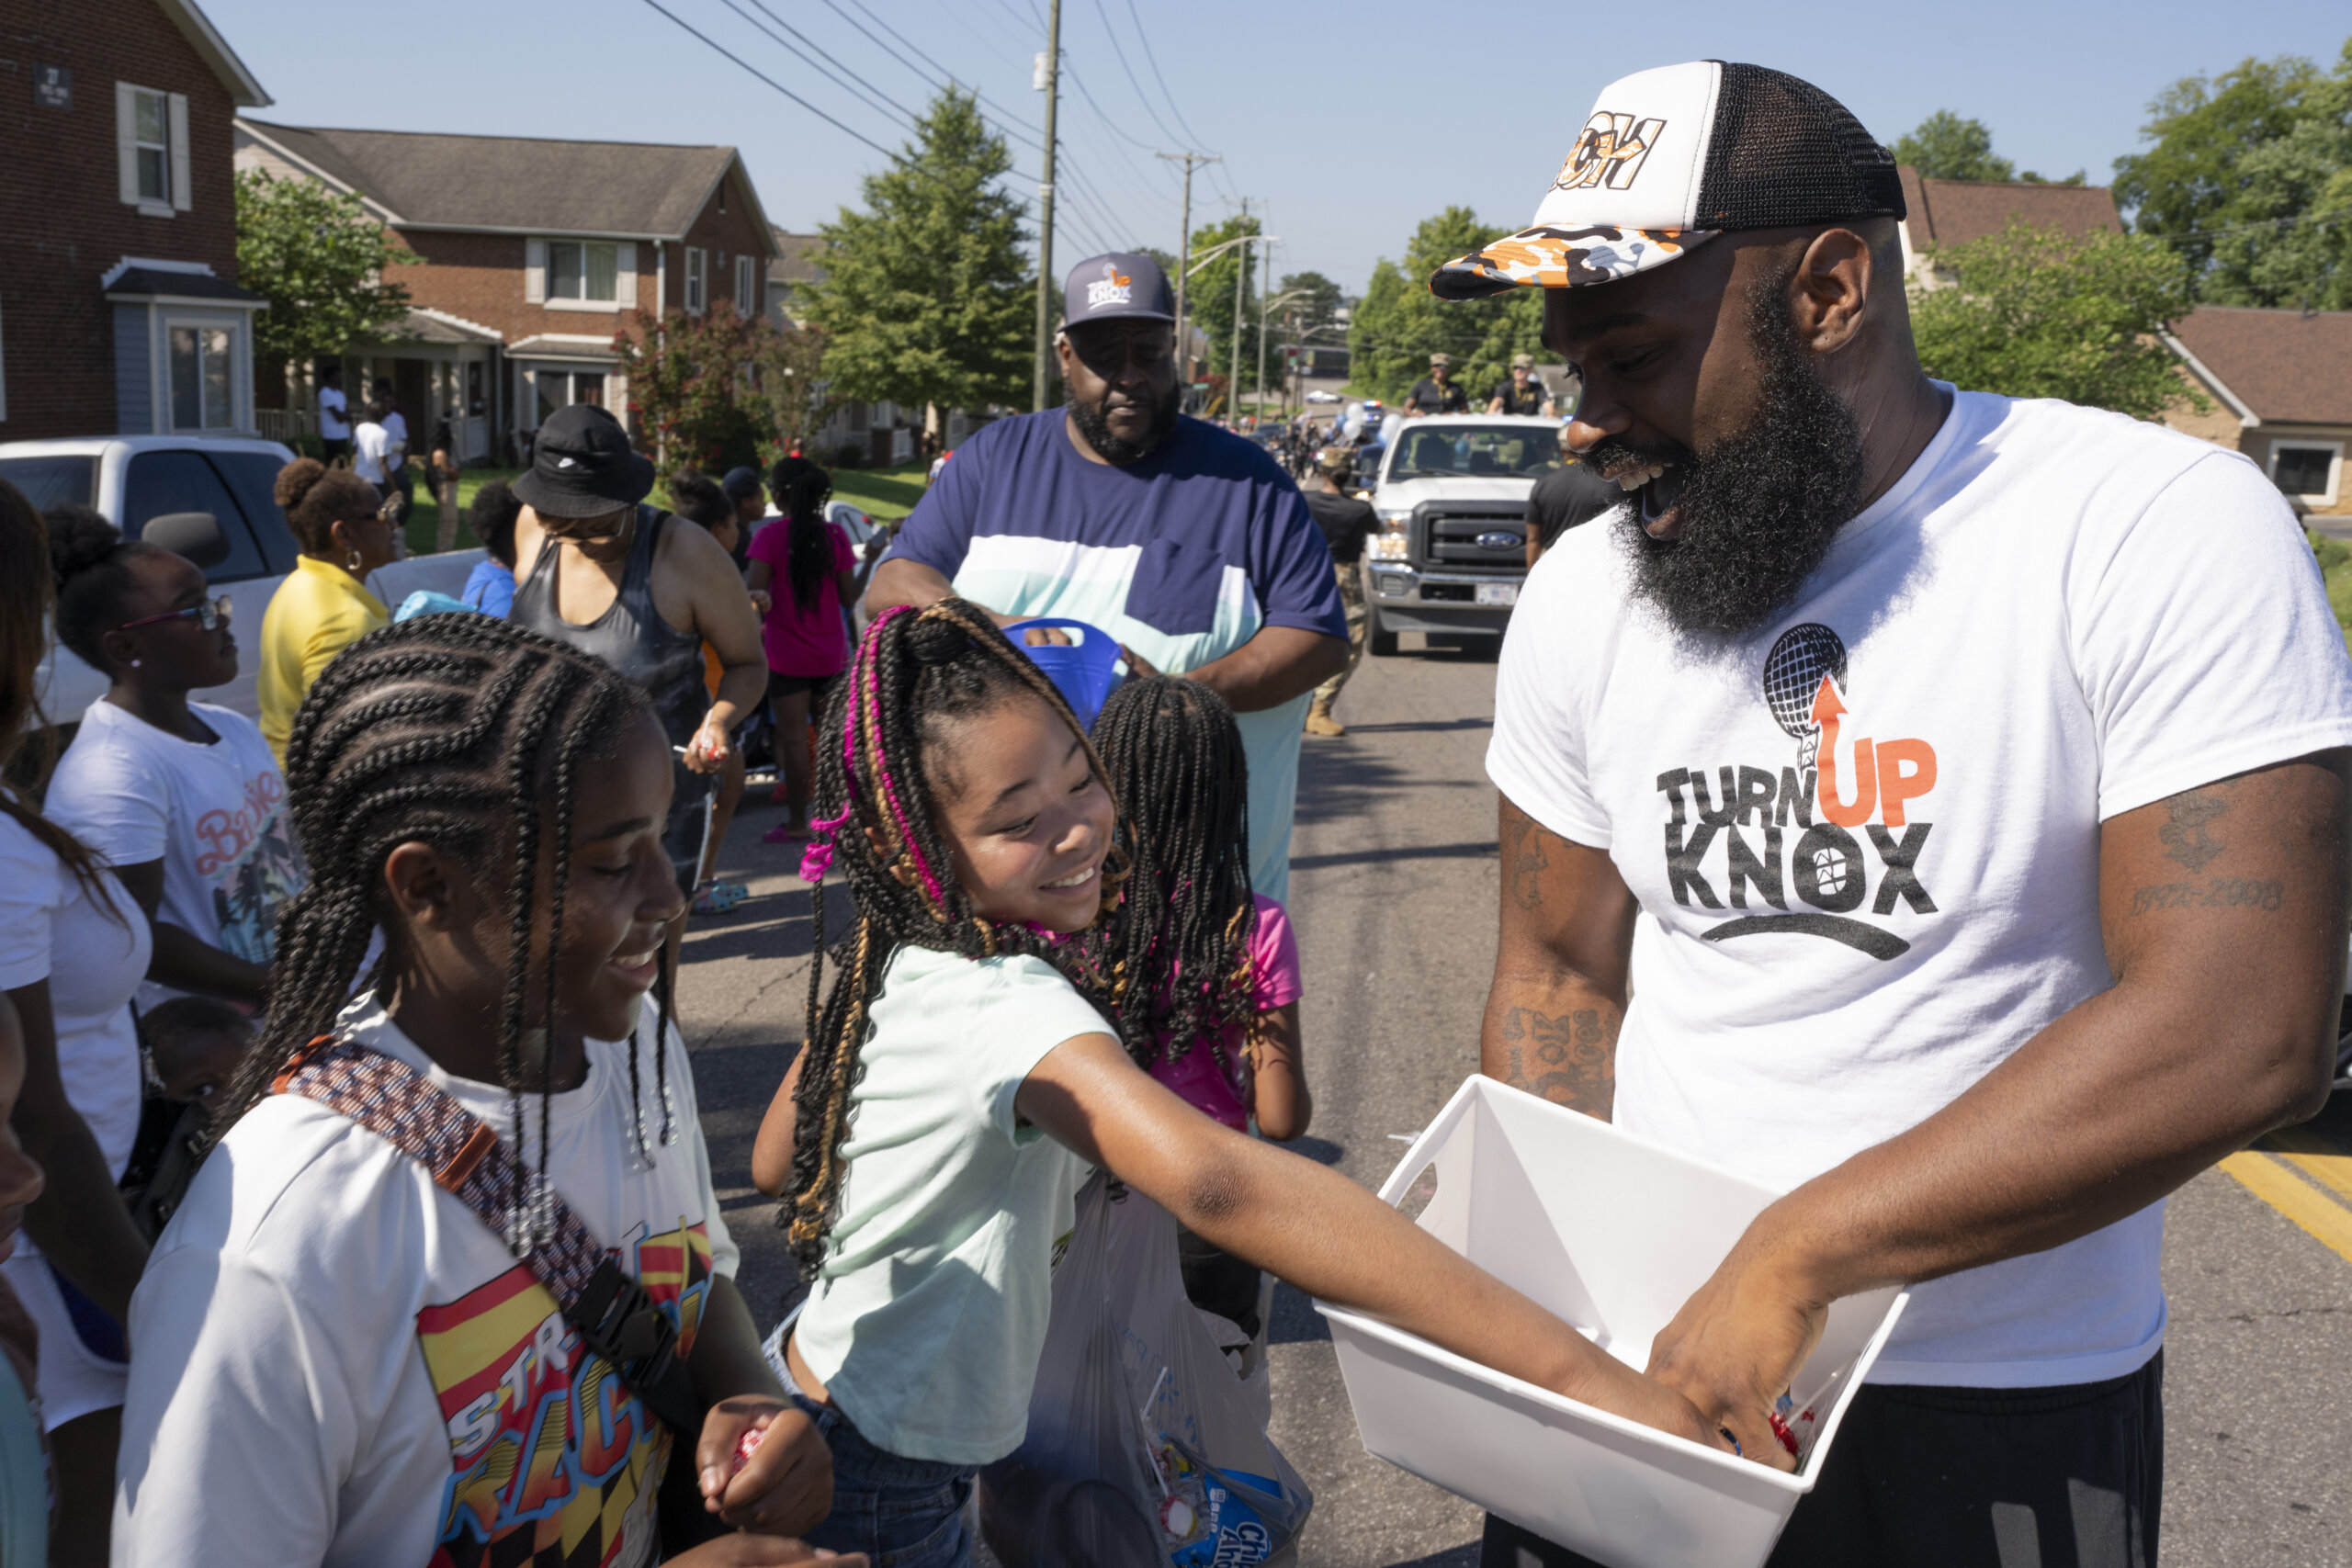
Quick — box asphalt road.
[675,635,2352,1567]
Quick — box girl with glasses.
[256,458,396,766]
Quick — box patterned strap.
[271,1036,702,1432]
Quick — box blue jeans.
[764,1321,975,1568]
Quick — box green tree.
[1346,207,1545,405]
[1908,220,2203,419]
[1278,270,1343,338]
[234,169,415,363]
[2113,42,2351,309]
[797,87,1033,417]
[615,303,835,472]
[1187,213,1263,410]
[1893,111,2015,182]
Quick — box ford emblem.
[1476,530,1522,550]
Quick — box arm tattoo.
[2128,877,2283,917]
[1505,807,1554,912]
[2157,786,2231,874]
[1500,1006,1616,1117]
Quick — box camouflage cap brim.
[1427,225,1720,300]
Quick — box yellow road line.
[2260,1126,2352,1207]
[2220,1150,2352,1266]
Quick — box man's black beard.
[1070,385,1180,465]
[1599,282,1868,640]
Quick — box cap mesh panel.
[1693,63,1906,231]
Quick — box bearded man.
[869,252,1349,901]
[1451,62,2352,1566]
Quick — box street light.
[1186,231,1278,422]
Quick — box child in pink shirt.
[1087,676,1313,1337]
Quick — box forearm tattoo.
[1499,1005,1616,1118]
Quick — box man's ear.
[382,841,460,931]
[1790,228,1875,356]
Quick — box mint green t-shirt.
[792,943,1115,1464]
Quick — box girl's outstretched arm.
[1246,1001,1310,1141]
[1016,1032,1745,1462]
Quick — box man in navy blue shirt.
[869,252,1350,901]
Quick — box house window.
[684,248,707,314]
[168,324,234,431]
[133,89,171,203]
[735,255,756,310]
[2272,443,2342,502]
[547,241,618,302]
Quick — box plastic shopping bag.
[979,1174,1313,1567]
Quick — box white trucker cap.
[1429,61,1906,299]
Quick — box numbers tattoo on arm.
[1499,1006,1617,1116]
[2129,878,2284,917]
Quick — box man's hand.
[1117,644,1161,679]
[1642,1225,1818,1473]
[696,1397,833,1535]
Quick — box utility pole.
[1030,0,1062,413]
[1228,200,1251,424]
[1253,235,1273,421]
[1155,151,1219,381]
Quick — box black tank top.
[511,504,707,749]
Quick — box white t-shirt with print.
[113,994,736,1568]
[1487,389,2352,1388]
[48,700,304,1010]
[793,944,1114,1465]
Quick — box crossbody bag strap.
[270,1037,703,1434]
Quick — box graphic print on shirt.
[421,1220,715,1568]
[1660,624,1939,960]
[198,766,305,965]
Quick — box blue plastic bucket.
[1009,617,1124,729]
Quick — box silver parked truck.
[0,435,484,725]
[1359,414,1557,656]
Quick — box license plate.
[1476,583,1520,607]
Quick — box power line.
[1116,0,1234,203]
[821,0,1047,141]
[723,0,921,129]
[638,0,913,166]
[1085,0,1188,151]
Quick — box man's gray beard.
[1070,388,1181,465]
[1604,283,1870,641]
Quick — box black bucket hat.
[513,404,655,519]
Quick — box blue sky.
[208,0,2347,294]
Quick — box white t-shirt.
[794,944,1114,1464]
[48,700,304,1010]
[0,807,149,1192]
[382,410,409,472]
[113,994,735,1568]
[352,423,392,485]
[318,385,349,441]
[1487,389,2352,1389]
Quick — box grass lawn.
[2312,531,2352,651]
[830,462,930,521]
[400,467,521,558]
[399,459,934,557]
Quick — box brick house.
[1894,167,2124,288]
[233,120,776,463]
[0,0,271,441]
[2164,307,2352,517]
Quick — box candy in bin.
[1770,1393,1821,1464]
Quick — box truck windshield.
[0,455,95,510]
[1386,425,1560,481]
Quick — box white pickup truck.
[1358,413,1558,656]
[0,435,485,725]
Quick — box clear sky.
[208,0,2347,296]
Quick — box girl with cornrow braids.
[748,598,1724,1564]
[112,615,854,1568]
[1084,676,1311,1346]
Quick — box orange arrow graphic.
[1812,675,1877,829]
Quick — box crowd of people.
[3,54,2350,1568]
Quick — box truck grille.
[1416,505,1526,574]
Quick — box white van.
[0,435,484,725]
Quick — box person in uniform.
[1488,353,1555,416]
[1404,353,1468,416]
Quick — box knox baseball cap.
[1430,61,1905,300]
[1063,251,1175,326]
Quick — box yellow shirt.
[258,555,390,764]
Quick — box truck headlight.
[1368,533,1410,561]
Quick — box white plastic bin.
[1317,1077,1907,1568]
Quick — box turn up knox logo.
[1657,624,1939,961]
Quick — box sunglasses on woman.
[119,595,234,633]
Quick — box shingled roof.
[1897,166,2123,252]
[235,118,772,247]
[2169,306,2352,427]
[769,231,830,287]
